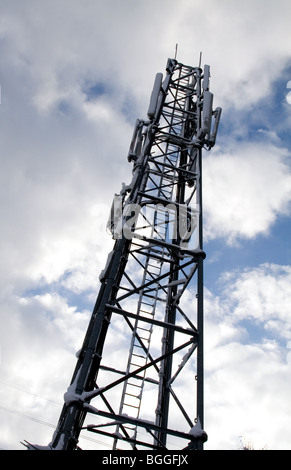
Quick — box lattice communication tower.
[27,57,221,450]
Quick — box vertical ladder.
[113,153,179,447]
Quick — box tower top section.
[144,58,221,149]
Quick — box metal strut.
[27,57,221,451]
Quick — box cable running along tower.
[34,57,221,450]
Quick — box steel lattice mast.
[28,57,221,450]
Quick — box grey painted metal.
[28,58,221,450]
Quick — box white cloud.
[218,263,291,339]
[204,263,291,449]
[0,290,88,449]
[205,337,291,450]
[166,0,291,112]
[203,141,291,243]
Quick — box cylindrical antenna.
[199,51,202,68]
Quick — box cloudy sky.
[0,0,291,451]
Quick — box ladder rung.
[125,392,141,399]
[124,402,139,409]
[140,309,153,315]
[127,381,141,388]
[132,352,147,359]
[136,325,152,332]
[131,362,146,368]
